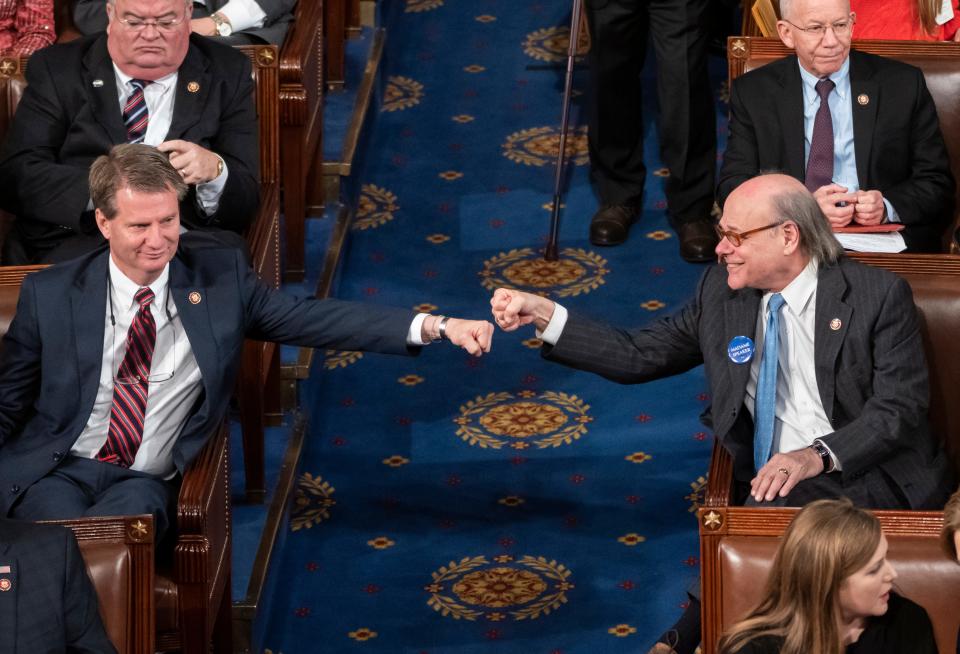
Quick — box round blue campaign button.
[727,335,754,364]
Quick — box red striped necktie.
[123,79,151,144]
[97,287,156,468]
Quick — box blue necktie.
[754,293,785,473]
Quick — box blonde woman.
[719,499,936,654]
[850,0,960,40]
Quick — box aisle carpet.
[263,0,728,651]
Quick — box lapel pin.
[188,291,202,305]
[830,318,842,331]
[187,81,200,93]
[92,79,104,87]
[857,93,869,106]
[0,578,11,592]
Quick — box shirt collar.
[108,254,169,312]
[765,259,819,316]
[798,55,850,105]
[112,64,178,94]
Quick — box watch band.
[811,439,833,473]
[210,12,232,37]
[438,316,451,341]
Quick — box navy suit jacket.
[543,258,952,509]
[0,244,418,516]
[0,519,115,654]
[0,34,259,261]
[718,50,956,252]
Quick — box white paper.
[834,232,907,253]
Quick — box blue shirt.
[798,58,898,222]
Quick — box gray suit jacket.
[543,258,952,509]
[73,0,296,45]
[0,519,115,654]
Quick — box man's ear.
[95,208,112,240]
[781,221,801,255]
[776,21,795,49]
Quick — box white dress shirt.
[70,258,202,478]
[194,0,267,32]
[113,65,228,214]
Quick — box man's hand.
[852,189,886,226]
[490,288,556,332]
[191,17,218,36]
[749,447,822,502]
[813,183,856,228]
[442,318,494,356]
[157,140,221,185]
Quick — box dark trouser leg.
[584,0,649,207]
[10,455,178,540]
[648,0,716,225]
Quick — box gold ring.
[777,467,790,476]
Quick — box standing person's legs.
[648,0,718,262]
[584,0,649,246]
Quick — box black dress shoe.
[676,221,718,263]
[589,204,638,246]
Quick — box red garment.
[852,0,960,40]
[0,0,54,55]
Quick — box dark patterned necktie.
[123,79,151,144]
[805,78,836,192]
[97,287,156,468]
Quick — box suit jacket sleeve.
[717,76,759,207]
[0,51,92,229]
[542,272,708,383]
[821,276,930,480]
[71,0,107,35]
[236,253,419,355]
[0,274,42,447]
[879,69,955,230]
[204,53,259,232]
[61,528,117,654]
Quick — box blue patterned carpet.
[262,0,729,651]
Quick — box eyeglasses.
[783,16,855,38]
[715,221,783,247]
[109,282,176,385]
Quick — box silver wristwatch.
[210,12,233,37]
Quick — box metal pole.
[544,0,585,262]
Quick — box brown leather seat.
[727,36,960,251]
[699,253,960,654]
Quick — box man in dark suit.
[73,0,295,46]
[583,0,719,261]
[718,0,955,253]
[492,173,952,654]
[0,144,494,539]
[0,518,116,654]
[0,0,258,264]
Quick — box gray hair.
[770,187,844,265]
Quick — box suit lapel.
[72,253,109,418]
[776,60,806,180]
[81,36,127,144]
[814,263,852,421]
[0,539,16,654]
[723,287,763,414]
[850,51,879,188]
[165,43,212,140]
[168,256,217,425]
